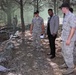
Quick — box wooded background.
[0,0,76,32]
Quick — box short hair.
[59,2,70,9]
[69,7,73,13]
[34,10,39,14]
[48,9,53,12]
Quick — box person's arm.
[53,16,59,36]
[41,23,45,34]
[30,19,34,34]
[41,18,45,34]
[66,15,76,45]
[66,27,76,45]
[30,24,33,34]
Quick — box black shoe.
[50,55,55,59]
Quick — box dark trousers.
[48,33,57,56]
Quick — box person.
[59,3,76,74]
[30,11,45,49]
[69,8,76,63]
[12,15,18,34]
[47,9,59,59]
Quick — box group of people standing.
[30,2,76,74]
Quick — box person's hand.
[30,30,32,34]
[52,33,56,36]
[66,39,71,45]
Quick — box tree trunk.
[20,0,25,32]
[34,0,39,12]
[56,1,58,15]
[54,0,56,14]
[63,0,70,4]
[37,0,39,11]
[34,0,36,12]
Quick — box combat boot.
[59,63,67,69]
[62,68,74,74]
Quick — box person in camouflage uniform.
[69,7,76,64]
[59,3,76,74]
[30,11,45,49]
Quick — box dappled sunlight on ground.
[22,30,64,75]
[0,30,76,75]
[47,58,62,75]
[7,72,22,75]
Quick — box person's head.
[48,9,53,16]
[69,7,73,13]
[34,10,39,17]
[59,3,70,14]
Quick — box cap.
[59,3,70,9]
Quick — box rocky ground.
[0,30,76,75]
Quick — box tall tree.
[14,0,31,32]
[37,0,39,11]
[0,0,11,26]
[20,0,25,32]
[31,0,48,12]
[54,0,56,14]
[0,0,17,26]
[63,0,70,4]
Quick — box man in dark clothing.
[47,9,59,59]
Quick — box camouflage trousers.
[62,41,75,68]
[32,32,41,48]
[73,41,76,63]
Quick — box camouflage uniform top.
[32,16,44,33]
[61,12,76,41]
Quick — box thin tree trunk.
[56,1,58,15]
[37,0,39,11]
[20,0,25,32]
[63,0,70,4]
[54,0,56,14]
[34,0,36,12]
